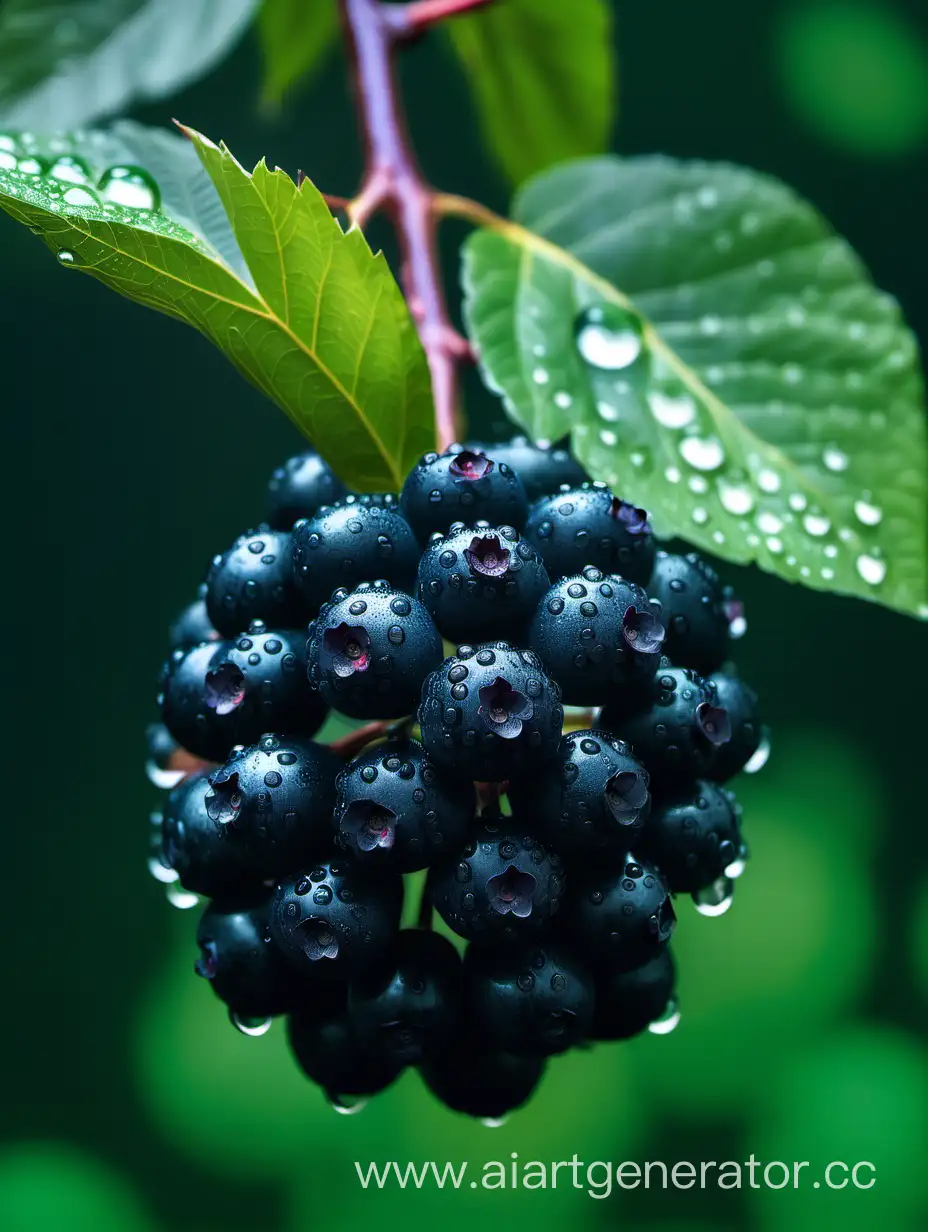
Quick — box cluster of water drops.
[527,295,890,596]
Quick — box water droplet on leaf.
[575,304,644,370]
[98,164,161,210]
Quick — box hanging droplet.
[480,1116,508,1128]
[648,997,681,1035]
[165,883,199,909]
[329,1094,369,1115]
[98,164,161,210]
[693,875,734,917]
[229,1011,273,1037]
[574,304,645,370]
[725,842,750,879]
[145,759,186,790]
[743,732,771,774]
[147,855,178,884]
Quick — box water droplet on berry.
[329,1094,369,1115]
[147,855,178,883]
[98,164,161,210]
[145,760,185,790]
[574,304,644,370]
[165,883,199,909]
[480,1116,509,1128]
[229,1011,272,1037]
[648,996,681,1035]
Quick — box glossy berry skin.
[708,672,762,782]
[600,665,729,791]
[195,894,315,1019]
[639,780,742,893]
[507,729,650,861]
[206,735,340,879]
[271,860,403,981]
[349,930,462,1065]
[467,436,588,502]
[590,949,676,1041]
[528,566,664,705]
[169,589,219,652]
[647,551,735,675]
[307,582,443,720]
[335,739,474,872]
[418,642,563,783]
[161,771,258,898]
[400,447,529,543]
[565,856,676,972]
[206,526,304,637]
[291,502,419,610]
[416,520,550,644]
[288,1006,404,1100]
[159,625,327,763]
[464,941,593,1057]
[428,818,565,942]
[420,1045,545,1120]
[524,483,655,585]
[266,450,348,529]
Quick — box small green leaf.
[0,125,435,490]
[0,0,258,131]
[446,0,615,186]
[462,156,928,617]
[258,0,339,107]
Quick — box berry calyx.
[400,446,529,543]
[524,483,655,584]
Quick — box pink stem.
[382,0,495,37]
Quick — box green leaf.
[258,0,339,107]
[446,0,615,186]
[0,0,258,131]
[461,156,928,617]
[0,125,435,490]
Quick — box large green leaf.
[0,0,258,130]
[447,0,615,186]
[0,125,435,489]
[258,0,339,107]
[461,156,928,617]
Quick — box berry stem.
[338,0,489,451]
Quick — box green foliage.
[258,0,339,107]
[0,124,435,489]
[462,155,928,617]
[0,1142,154,1232]
[775,2,928,158]
[447,0,615,186]
[0,0,258,131]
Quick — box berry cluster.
[149,435,763,1121]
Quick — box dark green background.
[2,2,926,1230]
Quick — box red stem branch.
[339,0,485,451]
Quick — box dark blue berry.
[420,1045,545,1120]
[307,582,443,719]
[335,739,474,871]
[195,893,321,1019]
[590,949,676,1040]
[524,483,655,584]
[161,770,260,897]
[600,664,728,790]
[528,565,664,705]
[348,930,462,1065]
[159,625,327,762]
[400,447,529,543]
[647,551,738,674]
[266,450,348,529]
[169,588,219,652]
[428,817,565,942]
[291,502,419,609]
[507,728,650,859]
[271,861,403,980]
[206,735,340,879]
[206,526,304,637]
[565,856,675,972]
[639,780,743,893]
[466,436,588,502]
[416,520,550,643]
[464,941,593,1057]
[287,1004,404,1101]
[708,671,762,782]
[418,642,563,782]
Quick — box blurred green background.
[2,1,927,1229]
